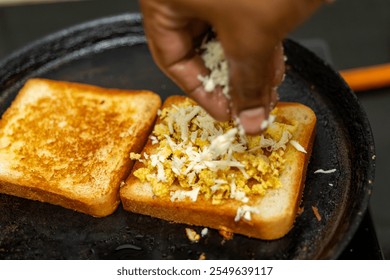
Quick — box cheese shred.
[314,169,337,174]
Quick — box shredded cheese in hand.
[197,39,230,98]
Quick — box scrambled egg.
[132,99,297,209]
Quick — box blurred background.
[0,0,389,259]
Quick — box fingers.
[141,0,289,135]
[270,43,284,110]
[272,43,285,88]
[228,43,285,135]
[189,86,230,121]
[140,2,230,121]
[147,26,230,121]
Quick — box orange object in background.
[340,63,390,92]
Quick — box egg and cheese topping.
[131,99,303,221]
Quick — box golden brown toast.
[120,96,316,240]
[0,78,161,217]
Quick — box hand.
[140,0,324,134]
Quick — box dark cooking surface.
[0,14,375,259]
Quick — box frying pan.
[0,13,375,259]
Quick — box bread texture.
[121,96,316,240]
[0,78,161,217]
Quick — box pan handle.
[339,63,390,92]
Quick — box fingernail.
[239,107,266,135]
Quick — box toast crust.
[0,78,161,217]
[121,96,316,239]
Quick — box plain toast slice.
[121,96,316,239]
[0,78,161,217]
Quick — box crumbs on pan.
[311,206,322,222]
[219,227,234,241]
[185,228,200,243]
[198,252,207,260]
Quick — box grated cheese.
[171,156,184,175]
[230,180,249,203]
[234,205,261,222]
[290,140,307,153]
[187,171,196,184]
[170,187,200,202]
[250,129,292,152]
[268,114,276,126]
[190,131,198,143]
[150,135,159,145]
[203,128,237,160]
[273,130,292,150]
[198,39,230,98]
[260,113,276,131]
[156,162,166,182]
[314,169,337,174]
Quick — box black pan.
[0,13,375,260]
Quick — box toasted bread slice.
[121,96,316,240]
[0,78,161,217]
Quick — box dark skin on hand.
[140,0,328,134]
